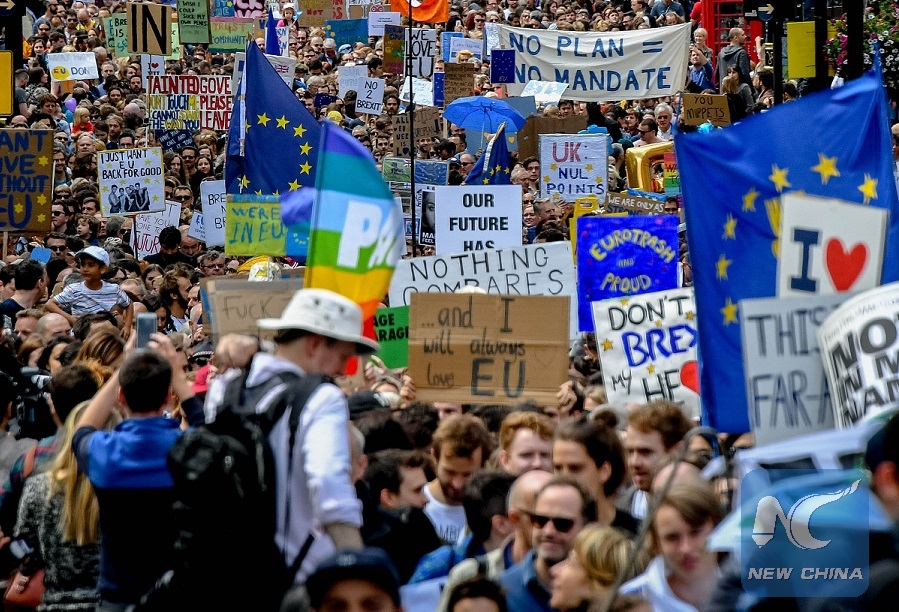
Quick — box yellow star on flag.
[543,175,550,183]
[294,125,307,138]
[37,155,49,167]
[504,167,510,174]
[601,339,613,351]
[273,190,280,196]
[482,177,490,184]
[239,175,250,189]
[37,213,46,223]
[276,115,290,129]
[300,142,312,155]
[494,164,501,173]
[550,163,558,170]
[716,254,732,280]
[742,188,758,212]
[245,121,251,131]
[14,203,23,214]
[721,298,738,326]
[300,162,312,174]
[769,165,791,193]
[37,194,47,205]
[858,174,878,205]
[811,153,840,185]
[257,113,270,126]
[722,214,737,240]
[255,190,263,195]
[288,179,301,191]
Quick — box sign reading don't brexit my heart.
[776,193,887,298]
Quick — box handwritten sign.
[740,295,843,446]
[776,192,887,299]
[374,306,409,368]
[400,76,434,106]
[663,151,679,197]
[178,0,210,43]
[200,180,227,247]
[103,14,129,58]
[210,18,255,53]
[517,115,586,160]
[539,134,608,199]
[441,32,463,62]
[593,287,699,419]
[407,28,437,78]
[338,64,368,97]
[127,2,173,55]
[188,212,206,242]
[225,194,286,256]
[443,63,476,106]
[521,80,568,106]
[0,129,53,232]
[47,53,99,82]
[368,11,400,36]
[605,192,666,215]
[449,37,483,62]
[203,276,304,339]
[681,93,730,127]
[389,242,578,339]
[409,293,569,405]
[297,0,335,26]
[383,25,405,75]
[97,147,166,217]
[356,78,385,115]
[817,282,899,428]
[392,106,441,157]
[131,200,180,259]
[575,215,679,332]
[147,75,233,131]
[434,185,523,256]
[155,129,195,153]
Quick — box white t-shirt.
[424,485,467,545]
[630,488,649,520]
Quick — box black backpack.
[137,365,328,611]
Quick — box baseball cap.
[448,156,462,167]
[347,390,391,419]
[338,44,352,55]
[307,548,401,608]
[75,245,110,267]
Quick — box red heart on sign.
[825,238,867,292]
[151,62,159,69]
[680,361,700,394]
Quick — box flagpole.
[407,2,417,255]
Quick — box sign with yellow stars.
[97,147,166,217]
[0,129,53,232]
[777,192,887,298]
[539,134,608,200]
[592,287,699,419]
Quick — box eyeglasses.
[638,129,653,134]
[204,263,224,269]
[182,155,196,160]
[173,194,192,201]
[656,115,671,120]
[51,211,64,216]
[48,245,67,252]
[531,514,576,533]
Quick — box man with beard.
[424,414,492,544]
[158,268,192,332]
[143,227,195,269]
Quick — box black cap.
[347,390,391,420]
[306,548,401,607]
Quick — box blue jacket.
[499,550,554,612]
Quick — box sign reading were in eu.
[496,23,691,101]
[0,129,53,232]
[539,133,608,199]
[575,215,679,332]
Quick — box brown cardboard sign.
[127,2,174,56]
[201,276,304,339]
[681,93,731,127]
[517,115,586,161]
[409,293,569,405]
[442,63,477,107]
[605,192,666,215]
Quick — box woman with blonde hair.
[13,401,121,611]
[550,526,648,611]
[75,329,125,370]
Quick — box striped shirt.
[53,281,131,316]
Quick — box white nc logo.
[752,480,861,550]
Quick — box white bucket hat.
[257,288,380,355]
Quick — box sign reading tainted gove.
[496,23,691,102]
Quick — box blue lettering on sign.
[622,324,697,367]
[534,66,672,91]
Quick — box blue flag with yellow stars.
[675,69,899,434]
[226,41,320,257]
[465,123,512,185]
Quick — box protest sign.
[389,242,578,338]
[188,212,206,242]
[325,19,367,48]
[338,64,368,97]
[416,184,436,246]
[126,2,173,55]
[605,192,666,215]
[212,0,236,17]
[409,293,569,405]
[97,147,166,216]
[231,51,296,90]
[368,12,400,36]
[567,195,600,258]
[484,22,500,58]
[47,53,99,82]
[592,287,699,418]
[155,129,195,153]
[348,0,376,18]
[496,23,691,102]
[209,18,255,53]
[539,133,608,199]
[297,0,336,26]
[576,215,679,332]
[777,192,887,298]
[140,54,165,90]
[516,115,587,159]
[740,294,844,446]
[491,49,515,84]
[441,32,464,62]
[521,80,568,106]
[818,282,899,427]
[232,0,267,17]
[225,194,286,256]
[407,28,437,78]
[0,129,53,232]
[383,25,405,75]
[103,14,129,57]
[131,200,180,259]
[399,77,434,106]
[415,160,449,185]
[432,72,444,108]
[356,78,385,115]
[177,0,211,43]
[147,75,233,131]
[443,63,476,106]
[200,180,227,246]
[434,185,522,255]
[382,158,411,184]
[681,93,730,127]
[663,151,679,197]
[165,20,182,61]
[449,37,482,61]
[202,276,304,339]
[374,306,409,368]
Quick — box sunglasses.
[531,514,576,533]
[173,194,192,201]
[49,245,67,252]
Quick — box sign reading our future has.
[539,134,608,199]
[409,293,569,405]
[0,129,53,232]
[576,215,679,331]
[592,288,699,419]
[496,23,691,102]
[434,185,522,255]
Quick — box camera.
[12,367,56,441]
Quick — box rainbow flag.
[302,121,404,330]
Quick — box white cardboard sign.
[200,179,227,247]
[434,185,523,256]
[355,77,385,115]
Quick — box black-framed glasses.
[531,514,576,533]
[51,211,64,216]
[48,245,67,252]
[173,194,192,201]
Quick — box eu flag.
[465,123,513,186]
[226,41,320,257]
[675,70,899,433]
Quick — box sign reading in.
[127,2,174,55]
[225,194,286,256]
